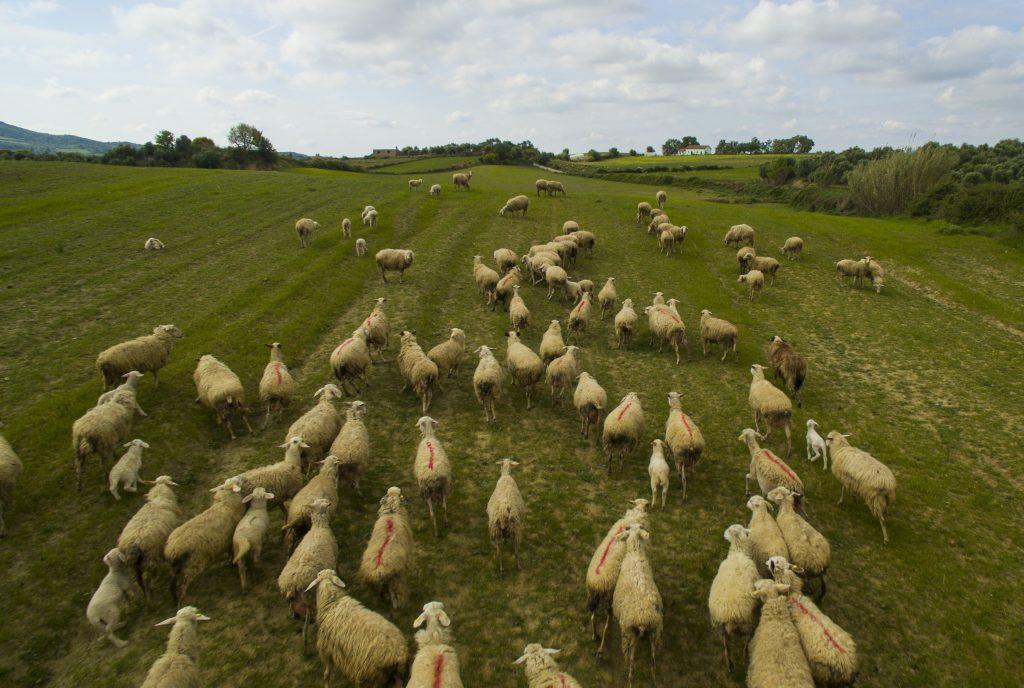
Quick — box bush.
[847,147,958,215]
[759,157,797,186]
[193,151,221,169]
[939,183,1024,224]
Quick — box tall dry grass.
[848,147,958,215]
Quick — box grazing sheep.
[514,644,583,688]
[648,213,668,235]
[737,246,756,273]
[748,363,793,456]
[723,223,755,247]
[741,254,781,285]
[614,299,638,349]
[505,331,544,410]
[355,237,367,256]
[331,328,372,395]
[73,387,145,490]
[494,247,518,274]
[647,439,670,508]
[546,180,566,196]
[738,269,765,300]
[231,486,274,591]
[363,209,379,227]
[193,355,252,439]
[544,344,580,404]
[144,237,165,250]
[596,277,617,319]
[473,256,500,304]
[509,285,531,332]
[493,266,522,312]
[806,419,828,469]
[428,328,467,382]
[767,487,829,599]
[362,297,391,360]
[498,194,530,217]
[359,487,414,609]
[296,218,321,248]
[535,179,549,196]
[96,324,183,389]
[453,172,472,190]
[748,580,814,688]
[287,385,344,471]
[486,458,525,573]
[739,428,804,498]
[541,264,568,301]
[414,416,451,537]
[645,303,687,364]
[658,227,675,255]
[767,336,807,407]
[699,309,738,362]
[0,432,20,537]
[574,230,596,257]
[602,392,644,473]
[238,436,306,516]
[409,601,464,688]
[826,432,896,543]
[747,494,790,577]
[835,258,870,288]
[429,183,441,196]
[568,293,591,339]
[612,524,662,687]
[86,547,139,647]
[573,371,606,440]
[280,499,338,646]
[708,525,760,670]
[307,569,409,688]
[375,249,415,283]
[664,391,704,498]
[259,342,295,427]
[283,455,341,551]
[408,178,423,190]
[655,189,667,208]
[539,320,567,364]
[329,401,369,493]
[117,475,181,597]
[472,345,503,422]
[781,236,804,259]
[140,606,210,688]
[563,220,580,233]
[108,438,149,500]
[636,202,652,223]
[342,217,352,238]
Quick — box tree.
[607,147,620,158]
[587,148,602,162]
[154,130,174,149]
[645,145,655,153]
[662,138,682,155]
[174,134,192,156]
[227,123,276,165]
[680,136,699,147]
[628,149,638,156]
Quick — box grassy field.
[576,154,804,181]
[373,156,479,174]
[1,161,1022,688]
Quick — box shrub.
[847,147,958,214]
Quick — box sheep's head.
[620,391,639,405]
[416,415,439,434]
[565,345,580,356]
[873,277,884,293]
[243,487,275,504]
[146,475,178,488]
[156,324,184,338]
[622,298,633,309]
[314,384,342,402]
[156,606,210,627]
[723,524,750,545]
[210,476,245,495]
[548,320,561,332]
[123,438,150,450]
[666,391,681,407]
[474,345,493,359]
[496,458,519,474]
[505,330,521,343]
[281,436,310,451]
[375,296,387,307]
[405,250,414,262]
[651,438,664,450]
[266,342,283,351]
[825,430,851,447]
[628,497,650,513]
[618,523,650,545]
[346,400,367,419]
[103,547,127,568]
[513,644,560,670]
[413,601,451,629]
[122,370,145,383]
[751,578,791,601]
[305,569,345,593]
[746,495,771,512]
[737,428,763,445]
[320,455,342,472]
[310,498,331,514]
[379,486,406,512]
[806,419,819,429]
[450,328,465,342]
[749,363,766,380]
[767,556,803,581]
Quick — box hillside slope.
[0,121,137,155]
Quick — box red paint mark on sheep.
[433,653,446,688]
[427,441,435,470]
[680,413,693,438]
[656,306,681,323]
[574,299,586,315]
[616,402,633,421]
[762,450,797,480]
[595,525,626,575]
[273,363,283,384]
[790,597,847,653]
[374,519,395,569]
[333,338,353,357]
[559,674,568,688]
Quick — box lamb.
[567,293,591,339]
[505,331,544,410]
[363,209,379,227]
[612,524,662,688]
[306,569,408,688]
[86,547,139,647]
[296,218,321,248]
[655,189,667,208]
[541,264,568,301]
[738,269,764,300]
[96,324,183,389]
[486,458,525,573]
[286,385,344,471]
[647,440,670,508]
[509,285,531,332]
[358,486,414,609]
[117,475,181,597]
[835,258,870,288]
[473,256,500,303]
[498,194,529,217]
[739,428,804,498]
[747,494,790,578]
[279,498,338,646]
[362,297,391,359]
[193,354,252,439]
[108,438,149,500]
[73,386,145,490]
[144,237,165,250]
[430,183,441,196]
[0,432,23,537]
[578,278,595,295]
[238,436,305,515]
[539,319,567,364]
[514,644,583,688]
[259,342,295,427]
[232,486,274,591]
[164,476,247,604]
[699,309,738,362]
[342,217,352,238]
[472,345,503,422]
[544,344,580,404]
[493,266,522,312]
[614,299,638,349]
[664,391,704,498]
[781,236,804,259]
[413,416,451,537]
[767,487,830,599]
[493,247,518,274]
[408,178,423,189]
[737,246,756,273]
[535,178,549,196]
[826,431,896,543]
[409,601,464,688]
[95,369,145,406]
[658,227,675,255]
[546,180,566,196]
[741,254,781,285]
[636,201,652,223]
[140,606,211,688]
[747,580,814,688]
[806,419,828,469]
[767,335,807,406]
[375,248,415,283]
[453,172,472,190]
[595,277,617,320]
[330,328,372,395]
[355,237,367,257]
[645,302,687,364]
[563,278,584,305]
[573,371,606,440]
[427,328,467,381]
[707,525,760,670]
[602,392,644,473]
[283,455,342,551]
[723,223,755,247]
[748,363,794,456]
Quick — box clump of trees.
[716,135,815,155]
[100,123,277,169]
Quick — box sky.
[1,0,1022,156]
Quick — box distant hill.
[0,121,138,155]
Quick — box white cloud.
[729,1,900,45]
[96,84,145,102]
[0,0,58,19]
[446,110,471,124]
[882,119,909,130]
[40,77,79,98]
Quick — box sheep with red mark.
[612,524,663,688]
[567,293,591,339]
[664,391,704,498]
[514,644,583,688]
[602,392,645,473]
[768,486,830,599]
[708,524,760,670]
[408,601,465,688]
[259,342,294,427]
[747,579,814,688]
[359,487,414,609]
[414,416,451,537]
[739,428,804,498]
[748,363,793,457]
[278,498,338,648]
[330,327,372,395]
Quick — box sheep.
[362,297,391,360]
[473,256,500,304]
[535,178,549,196]
[284,455,342,551]
[767,335,807,407]
[658,227,675,255]
[767,487,829,599]
[498,194,530,217]
[574,230,596,257]
[363,209,379,227]
[781,236,803,259]
[514,644,583,688]
[362,205,376,218]
[645,303,687,364]
[73,387,145,490]
[96,324,183,389]
[866,256,884,281]
[870,274,884,293]
[748,363,794,456]
[306,569,408,688]
[768,557,859,686]
[428,328,467,382]
[410,350,440,414]
[144,237,165,250]
[698,309,738,362]
[193,355,252,439]
[539,319,567,364]
[614,299,638,349]
[505,331,544,410]
[748,580,814,688]
[636,201,652,223]
[563,220,580,233]
[375,248,415,283]
[453,172,472,190]
[723,223,755,247]
[546,180,566,196]
[493,266,522,312]
[164,476,247,604]
[737,246,756,273]
[287,385,344,471]
[95,369,145,406]
[567,293,591,339]
[551,237,578,268]
[231,486,274,591]
[0,432,23,537]
[835,258,870,288]
[738,269,765,300]
[342,217,352,238]
[563,278,584,305]
[541,264,568,301]
[117,475,181,597]
[708,525,760,670]
[648,213,668,235]
[398,331,427,387]
[594,277,617,320]
[612,524,662,687]
[140,606,211,688]
[509,285,531,332]
[259,342,295,427]
[296,218,321,248]
[86,547,139,647]
[602,392,644,473]
[806,419,828,469]
[238,436,305,516]
[414,416,451,537]
[747,494,790,577]
[355,237,367,257]
[826,432,896,543]
[359,486,414,609]
[493,247,518,274]
[331,328,372,395]
[486,458,525,573]
[472,345,503,422]
[409,601,464,688]
[739,428,804,498]
[647,440,670,508]
[408,178,423,190]
[573,371,606,440]
[741,254,781,285]
[429,183,441,196]
[108,438,149,500]
[279,498,338,646]
[655,189,667,208]
[664,391,704,498]
[545,344,580,404]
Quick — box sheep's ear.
[155,616,177,626]
[140,441,150,448]
[313,387,325,399]
[196,614,211,622]
[300,442,310,449]
[304,579,321,592]
[513,655,528,665]
[774,583,791,594]
[123,441,134,448]
[279,442,289,449]
[431,418,439,430]
[438,611,450,627]
[331,575,345,588]
[242,493,254,503]
[413,613,427,628]
[265,492,275,500]
[543,648,560,655]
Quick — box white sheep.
[117,475,182,598]
[748,580,814,688]
[0,431,20,537]
[747,494,790,578]
[708,524,759,670]
[539,319,567,364]
[498,194,530,217]
[573,371,606,440]
[602,392,644,473]
[108,438,149,500]
[612,524,662,687]
[656,189,667,208]
[544,344,580,404]
[826,431,896,543]
[699,309,738,362]
[806,419,828,469]
[363,209,379,227]
[375,248,415,283]
[597,277,617,319]
[514,644,583,688]
[278,498,338,646]
[487,458,525,572]
[409,601,465,688]
[780,236,803,259]
[342,217,352,238]
[664,391,704,498]
[738,269,765,300]
[328,401,368,494]
[286,385,343,471]
[647,439,670,508]
[739,428,804,499]
[231,486,274,591]
[748,363,793,457]
[509,285,531,333]
[140,606,210,688]
[614,299,637,349]
[430,183,441,196]
[472,345,503,422]
[143,237,165,250]
[408,178,423,190]
[355,237,367,257]
[358,487,414,609]
[295,218,320,248]
[505,330,544,410]
[86,547,139,647]
[258,342,294,428]
[414,416,451,537]
[723,223,755,247]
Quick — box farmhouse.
[678,144,713,155]
[371,148,401,158]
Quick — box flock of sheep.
[0,169,900,688]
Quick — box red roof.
[684,144,711,150]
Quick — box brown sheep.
[766,336,807,407]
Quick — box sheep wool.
[86,547,138,647]
[430,183,441,196]
[767,336,807,406]
[748,580,814,688]
[193,354,252,439]
[231,486,274,591]
[656,189,667,208]
[612,524,662,687]
[826,432,896,543]
[355,237,367,257]
[568,293,591,339]
[494,247,519,273]
[781,236,804,259]
[739,428,804,498]
[707,525,760,670]
[767,487,830,598]
[544,345,580,404]
[413,416,452,537]
[358,487,414,609]
[647,439,670,508]
[295,218,320,248]
[140,606,210,688]
[699,309,738,362]
[362,297,391,359]
[574,230,596,257]
[597,277,617,319]
[286,384,343,470]
[546,180,566,196]
[473,345,503,422]
[723,223,755,247]
[108,438,149,500]
[747,495,790,578]
[258,342,295,427]
[738,269,765,300]
[602,392,645,473]
[486,458,525,572]
[498,194,530,217]
[535,178,550,196]
[95,324,183,389]
[283,455,341,551]
[453,172,472,190]
[664,391,704,498]
[636,202,652,223]
[614,299,638,349]
[539,319,567,363]
[117,475,182,596]
[748,364,794,456]
[737,246,756,273]
[278,499,338,643]
[0,432,21,537]
[341,217,352,238]
[144,237,165,250]
[409,601,465,688]
[509,285,531,332]
[505,331,545,410]
[473,256,500,304]
[327,400,369,493]
[573,371,607,440]
[330,327,372,395]
[646,302,687,364]
[73,388,143,490]
[375,248,415,283]
[514,644,583,688]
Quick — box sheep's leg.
[75,457,85,491]
[807,442,813,463]
[494,542,503,573]
[225,417,237,440]
[817,574,827,602]
[720,345,729,362]
[426,499,438,537]
[241,413,254,435]
[597,612,612,656]
[237,558,248,592]
[442,494,449,526]
[649,635,658,686]
[626,637,637,688]
[262,406,272,430]
[321,663,331,688]
[513,532,521,570]
[822,447,829,471]
[753,413,761,434]
[744,473,752,496]
[720,629,732,671]
[106,625,128,648]
[837,485,845,504]
[784,424,792,457]
[526,386,533,411]
[880,517,889,544]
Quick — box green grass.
[0,161,1022,688]
[574,154,805,181]
[373,156,478,174]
